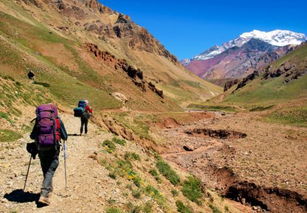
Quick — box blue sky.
[100,0,307,60]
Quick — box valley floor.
[1,110,306,213]
[157,111,307,212]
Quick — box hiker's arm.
[59,119,68,141]
[30,121,38,140]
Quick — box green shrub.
[145,185,159,195]
[0,112,11,123]
[176,200,193,213]
[112,137,126,146]
[144,185,165,206]
[0,129,22,142]
[125,152,141,161]
[102,139,116,153]
[171,189,179,197]
[106,207,123,213]
[132,189,142,199]
[149,169,161,182]
[149,169,159,177]
[108,172,116,179]
[156,160,180,185]
[181,176,203,205]
[113,160,142,187]
[132,176,141,187]
[142,201,153,213]
[126,202,142,213]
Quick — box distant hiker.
[30,104,68,205]
[73,100,93,136]
[27,71,35,80]
[80,100,93,136]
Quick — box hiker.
[80,100,93,136]
[30,104,68,205]
[27,71,35,80]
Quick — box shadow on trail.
[4,189,49,208]
[4,189,39,203]
[67,133,81,136]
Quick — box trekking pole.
[23,155,32,191]
[63,140,67,190]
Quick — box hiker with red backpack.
[30,104,68,205]
[74,100,93,136]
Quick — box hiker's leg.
[40,150,59,197]
[39,151,49,178]
[80,118,84,135]
[84,118,88,134]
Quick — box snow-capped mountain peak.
[186,30,306,63]
[239,29,306,46]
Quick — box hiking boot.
[38,196,50,206]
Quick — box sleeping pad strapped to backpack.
[36,104,61,147]
[74,100,87,117]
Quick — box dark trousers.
[80,117,88,134]
[38,149,59,197]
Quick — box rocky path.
[0,114,119,213]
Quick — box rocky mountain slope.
[0,0,221,114]
[183,30,306,84]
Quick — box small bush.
[126,202,142,213]
[132,189,142,199]
[176,200,193,213]
[132,176,141,187]
[115,160,142,187]
[171,189,179,197]
[102,139,116,153]
[144,185,165,206]
[112,137,126,145]
[142,201,153,213]
[106,207,123,213]
[0,129,22,142]
[156,160,180,185]
[108,172,116,179]
[181,176,203,205]
[0,112,11,123]
[149,169,159,177]
[125,152,141,161]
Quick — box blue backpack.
[73,100,87,117]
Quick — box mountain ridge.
[185,29,306,62]
[182,30,305,82]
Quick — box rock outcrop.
[85,43,164,98]
[235,71,259,91]
[224,79,240,92]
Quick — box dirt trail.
[0,114,117,213]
